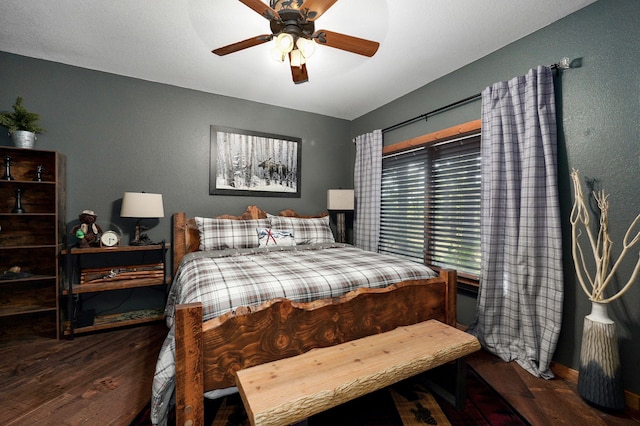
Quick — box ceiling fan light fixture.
[212,1,379,83]
[275,32,294,53]
[289,48,306,67]
[296,37,316,58]
[270,46,286,62]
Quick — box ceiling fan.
[212,0,380,84]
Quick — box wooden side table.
[61,242,169,337]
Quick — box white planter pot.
[577,301,625,410]
[11,130,36,149]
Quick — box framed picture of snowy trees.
[210,126,301,197]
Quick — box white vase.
[577,301,625,410]
[11,130,36,149]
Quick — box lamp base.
[130,221,157,246]
[130,235,157,246]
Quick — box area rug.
[130,368,530,425]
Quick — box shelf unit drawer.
[0,214,58,246]
[0,276,57,317]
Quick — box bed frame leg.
[439,269,457,327]
[175,303,205,426]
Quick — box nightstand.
[61,242,169,338]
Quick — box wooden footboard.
[175,269,457,426]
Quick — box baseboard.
[551,361,640,411]
[549,361,579,383]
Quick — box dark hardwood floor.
[468,350,639,425]
[0,323,167,426]
[1,323,639,425]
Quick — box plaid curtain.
[467,66,563,379]
[353,130,382,252]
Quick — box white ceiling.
[0,0,596,120]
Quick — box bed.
[151,206,457,425]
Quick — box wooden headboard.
[172,206,328,274]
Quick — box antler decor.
[570,169,640,303]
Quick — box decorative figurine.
[34,164,44,181]
[12,188,25,213]
[2,154,14,181]
[1,266,34,280]
[70,210,103,248]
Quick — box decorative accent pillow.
[195,217,271,251]
[268,215,334,245]
[257,228,295,247]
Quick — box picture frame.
[210,126,301,197]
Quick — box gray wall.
[353,0,640,395]
[0,53,353,247]
[2,0,639,396]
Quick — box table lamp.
[120,192,164,245]
[327,189,354,243]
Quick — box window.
[379,125,481,281]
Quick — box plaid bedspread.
[151,243,436,425]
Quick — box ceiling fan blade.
[212,34,273,56]
[239,0,280,20]
[314,29,379,57]
[299,0,337,21]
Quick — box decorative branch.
[570,169,640,303]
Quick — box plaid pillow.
[257,228,295,247]
[195,217,271,251]
[268,216,334,245]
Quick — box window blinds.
[379,134,481,277]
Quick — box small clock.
[100,230,121,247]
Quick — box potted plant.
[0,96,46,149]
[570,168,640,409]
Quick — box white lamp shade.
[275,33,294,53]
[271,46,285,62]
[327,189,354,210]
[296,37,316,58]
[289,49,306,67]
[120,192,165,218]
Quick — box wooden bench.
[235,319,480,426]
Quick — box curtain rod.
[382,57,571,134]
